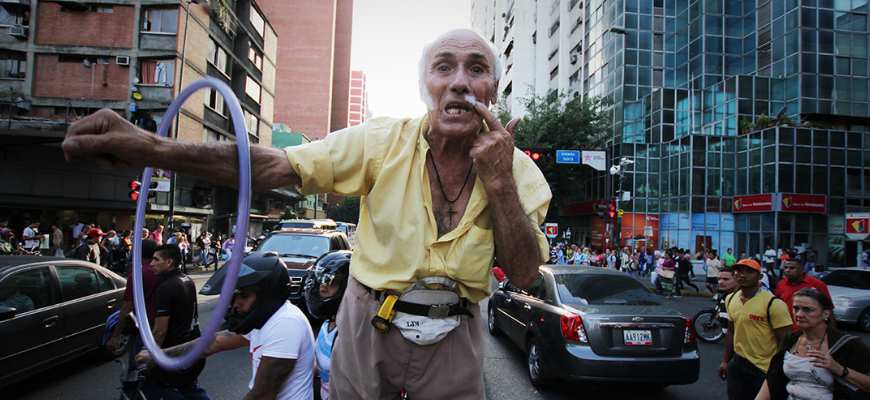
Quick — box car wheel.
[100,331,130,359]
[858,308,870,333]
[488,306,503,336]
[527,337,550,387]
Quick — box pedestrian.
[102,230,120,269]
[69,219,85,244]
[716,268,739,337]
[21,221,41,253]
[803,247,818,277]
[138,252,312,399]
[756,288,870,399]
[722,248,737,268]
[0,231,21,255]
[107,239,163,400]
[774,257,833,330]
[705,250,722,298]
[554,244,567,265]
[194,232,208,266]
[305,251,352,400]
[149,225,164,245]
[50,223,64,257]
[63,28,550,399]
[138,244,211,399]
[204,233,221,270]
[68,228,106,264]
[778,248,791,279]
[222,236,234,261]
[763,245,776,276]
[660,251,677,299]
[674,249,699,296]
[718,259,793,400]
[623,246,639,279]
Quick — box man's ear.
[489,81,499,105]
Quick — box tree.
[328,196,361,224]
[279,205,299,220]
[496,89,611,220]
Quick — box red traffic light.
[523,150,541,161]
[128,180,141,190]
[608,203,617,219]
[129,191,140,201]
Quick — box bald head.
[418,29,502,110]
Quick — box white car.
[822,268,870,331]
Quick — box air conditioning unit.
[8,25,27,38]
[116,56,130,66]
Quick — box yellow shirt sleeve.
[769,298,793,329]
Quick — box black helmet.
[200,252,289,334]
[304,250,351,320]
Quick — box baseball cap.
[733,259,762,272]
[86,228,108,239]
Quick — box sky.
[351,0,472,119]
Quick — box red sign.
[732,194,774,213]
[846,214,870,241]
[780,194,826,213]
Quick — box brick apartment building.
[0,0,286,245]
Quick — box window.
[141,9,178,33]
[139,60,175,85]
[0,6,26,26]
[56,266,102,301]
[0,268,53,312]
[248,46,263,70]
[204,87,225,115]
[250,6,265,37]
[555,272,663,306]
[89,6,113,13]
[244,109,259,136]
[208,40,229,75]
[245,76,261,103]
[1,59,26,78]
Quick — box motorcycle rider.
[304,250,352,400]
[136,252,315,400]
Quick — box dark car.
[253,228,351,310]
[0,256,128,388]
[488,265,700,387]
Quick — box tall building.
[0,0,280,241]
[473,0,870,267]
[348,69,370,126]
[258,0,354,140]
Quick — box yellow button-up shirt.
[284,115,551,302]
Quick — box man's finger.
[470,100,505,133]
[505,117,520,138]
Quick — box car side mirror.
[0,306,16,321]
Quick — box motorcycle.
[692,307,725,343]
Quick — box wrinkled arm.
[244,356,297,400]
[63,109,300,190]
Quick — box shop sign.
[545,223,558,238]
[846,214,870,241]
[780,194,826,213]
[732,194,774,213]
[828,215,845,234]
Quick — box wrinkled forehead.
[426,34,494,66]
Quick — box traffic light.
[523,149,542,161]
[520,148,553,164]
[594,202,608,220]
[608,201,617,220]
[128,180,157,201]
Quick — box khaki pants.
[331,277,485,400]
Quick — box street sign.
[846,213,870,241]
[545,223,558,238]
[618,210,624,218]
[556,150,580,164]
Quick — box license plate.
[623,330,653,345]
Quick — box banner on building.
[732,194,774,213]
[780,193,826,213]
[581,151,607,171]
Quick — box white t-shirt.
[764,249,777,264]
[243,302,315,400]
[315,321,338,400]
[71,223,85,239]
[23,227,39,249]
[705,258,721,278]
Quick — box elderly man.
[62,29,549,399]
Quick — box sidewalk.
[640,275,713,298]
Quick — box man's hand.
[468,101,520,188]
[63,109,163,170]
[718,361,728,380]
[135,349,156,368]
[106,335,120,353]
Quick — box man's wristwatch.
[842,366,850,378]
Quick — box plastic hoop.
[132,77,251,371]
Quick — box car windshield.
[554,273,663,306]
[256,235,329,258]
[821,270,870,290]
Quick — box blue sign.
[556,150,580,164]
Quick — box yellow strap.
[377,295,399,321]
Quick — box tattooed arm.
[136,329,248,367]
[244,356,297,400]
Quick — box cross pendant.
[443,207,458,225]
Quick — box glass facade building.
[474,0,870,267]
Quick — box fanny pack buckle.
[427,305,450,319]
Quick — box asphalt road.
[6,273,870,399]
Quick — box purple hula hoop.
[131,77,250,371]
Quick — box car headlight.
[833,297,852,309]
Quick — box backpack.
[66,243,90,260]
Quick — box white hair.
[418,31,503,110]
